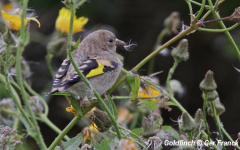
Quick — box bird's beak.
[116,39,125,48]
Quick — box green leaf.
[93,142,111,150]
[164,101,177,106]
[62,133,83,150]
[71,39,81,52]
[43,92,70,96]
[161,126,179,140]
[131,128,143,136]
[71,98,83,117]
[127,71,141,100]
[137,100,158,110]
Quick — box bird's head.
[87,30,125,52]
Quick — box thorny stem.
[16,0,47,149]
[216,116,240,150]
[65,2,122,140]
[48,116,81,150]
[166,59,179,95]
[210,102,226,150]
[203,93,211,150]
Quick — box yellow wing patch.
[86,61,104,78]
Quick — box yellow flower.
[138,87,161,103]
[1,10,40,31]
[66,105,77,116]
[3,2,13,12]
[82,123,99,144]
[55,7,88,34]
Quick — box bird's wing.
[50,57,119,93]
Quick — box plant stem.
[23,80,49,116]
[129,112,139,130]
[46,53,54,77]
[148,27,170,74]
[203,93,211,150]
[210,102,226,150]
[216,116,240,150]
[48,116,81,150]
[185,0,193,22]
[207,0,240,61]
[118,125,147,147]
[16,0,47,149]
[107,130,147,149]
[66,2,122,140]
[198,23,240,32]
[39,113,70,141]
[193,0,206,24]
[166,59,179,95]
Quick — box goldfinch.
[49,30,125,102]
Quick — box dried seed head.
[164,11,180,34]
[142,117,156,138]
[207,98,225,116]
[199,70,217,92]
[93,109,112,132]
[202,90,218,101]
[194,109,205,129]
[171,39,189,62]
[229,7,240,22]
[147,136,162,150]
[179,112,195,133]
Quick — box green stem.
[39,113,70,141]
[185,0,193,22]
[193,0,206,24]
[210,102,226,150]
[207,1,240,61]
[187,0,209,8]
[216,116,240,150]
[23,80,49,116]
[118,125,147,147]
[48,116,81,150]
[203,93,211,150]
[107,130,147,149]
[188,132,193,140]
[166,59,179,95]
[16,0,47,149]
[111,96,159,100]
[148,27,170,74]
[129,112,139,130]
[66,2,122,140]
[198,23,240,32]
[46,53,54,77]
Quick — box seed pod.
[202,90,218,101]
[179,112,195,133]
[142,117,156,138]
[207,98,225,116]
[93,109,112,132]
[199,70,217,92]
[171,39,189,62]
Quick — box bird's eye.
[109,39,113,42]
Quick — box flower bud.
[171,39,189,62]
[207,98,225,116]
[179,112,195,133]
[142,117,156,138]
[199,70,217,92]
[93,109,112,132]
[147,136,162,150]
[3,29,15,44]
[202,90,218,101]
[164,11,180,34]
[194,109,205,129]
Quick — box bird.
[49,30,125,105]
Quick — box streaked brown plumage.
[49,30,125,99]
